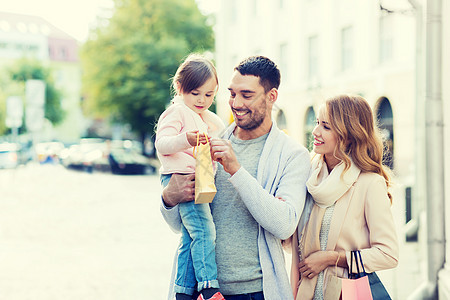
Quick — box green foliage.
[0,69,10,135]
[80,0,214,141]
[8,58,65,126]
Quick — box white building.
[0,11,84,143]
[439,0,450,298]
[214,0,449,298]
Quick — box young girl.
[290,95,399,299]
[156,54,225,300]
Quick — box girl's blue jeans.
[161,174,219,295]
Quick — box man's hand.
[162,173,195,207]
[210,138,241,176]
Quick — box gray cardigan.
[160,122,311,300]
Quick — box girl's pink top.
[155,98,225,174]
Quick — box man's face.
[227,71,270,131]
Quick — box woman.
[291,94,399,299]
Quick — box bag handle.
[354,251,361,275]
[350,250,354,275]
[193,132,209,158]
[193,132,199,157]
[349,250,367,278]
[355,250,367,275]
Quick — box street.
[0,163,421,299]
[0,163,178,300]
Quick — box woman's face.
[312,106,340,165]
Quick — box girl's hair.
[325,94,392,202]
[171,53,218,95]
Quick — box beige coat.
[291,172,399,299]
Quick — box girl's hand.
[299,251,336,279]
[186,131,210,147]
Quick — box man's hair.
[234,56,281,92]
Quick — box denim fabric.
[160,174,172,186]
[223,291,264,300]
[160,174,219,295]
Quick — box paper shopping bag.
[324,275,342,300]
[194,133,216,204]
[342,276,373,300]
[341,250,374,300]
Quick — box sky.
[0,0,115,42]
[0,0,218,42]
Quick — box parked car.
[108,147,156,175]
[35,141,65,164]
[59,139,109,172]
[60,139,157,175]
[0,142,27,169]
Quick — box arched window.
[276,109,287,132]
[376,97,394,169]
[304,106,316,151]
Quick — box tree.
[80,0,214,152]
[8,58,65,127]
[0,71,10,135]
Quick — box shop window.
[304,106,316,151]
[376,97,394,169]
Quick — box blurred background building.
[1,0,449,298]
[214,0,448,298]
[0,11,84,143]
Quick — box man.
[161,56,311,300]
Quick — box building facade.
[440,0,449,298]
[214,0,448,298]
[0,11,84,143]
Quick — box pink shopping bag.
[341,276,373,300]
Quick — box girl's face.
[180,77,217,114]
[312,106,341,167]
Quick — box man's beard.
[234,100,267,131]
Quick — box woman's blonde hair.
[325,94,392,201]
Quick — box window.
[341,26,353,71]
[308,35,319,80]
[0,20,11,31]
[376,97,394,169]
[60,47,67,60]
[252,0,258,16]
[230,0,237,22]
[279,43,288,81]
[379,15,393,63]
[17,22,27,33]
[304,106,316,151]
[276,109,287,132]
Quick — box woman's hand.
[299,250,337,279]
